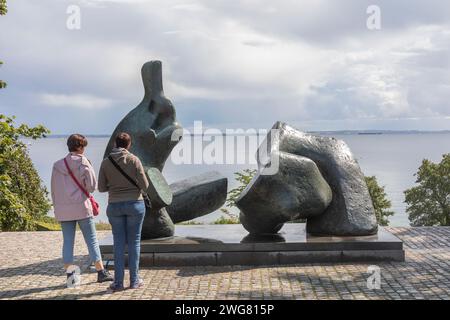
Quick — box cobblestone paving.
[0,228,449,300]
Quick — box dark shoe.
[97,269,114,283]
[129,278,144,289]
[108,282,125,293]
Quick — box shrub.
[365,176,394,226]
[0,115,51,231]
[95,221,112,230]
[226,169,257,208]
[405,154,450,226]
[213,208,239,224]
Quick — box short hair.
[67,134,88,152]
[115,132,131,149]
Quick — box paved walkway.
[0,228,449,300]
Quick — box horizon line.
[43,129,450,137]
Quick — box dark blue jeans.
[107,200,145,288]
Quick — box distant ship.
[358,132,383,135]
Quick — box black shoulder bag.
[108,155,152,208]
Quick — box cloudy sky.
[1,0,449,134]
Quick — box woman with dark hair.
[99,132,149,292]
[51,134,113,283]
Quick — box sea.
[24,132,450,227]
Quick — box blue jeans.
[61,217,102,265]
[107,200,145,288]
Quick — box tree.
[0,1,52,231]
[405,154,450,226]
[1,0,7,88]
[365,176,394,226]
[0,0,6,15]
[0,61,5,89]
[226,169,257,208]
[0,115,51,231]
[227,168,394,226]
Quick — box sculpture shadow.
[240,233,286,243]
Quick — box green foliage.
[0,114,51,231]
[0,5,52,231]
[0,61,5,89]
[177,220,203,225]
[35,220,61,231]
[0,0,7,15]
[213,216,240,224]
[226,169,257,208]
[405,154,450,226]
[95,221,112,230]
[1,0,7,87]
[0,174,33,230]
[34,216,113,231]
[286,219,306,224]
[213,208,240,224]
[365,176,394,226]
[35,216,60,231]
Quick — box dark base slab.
[100,224,405,267]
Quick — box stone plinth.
[100,224,404,267]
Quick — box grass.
[35,209,244,232]
[35,216,61,231]
[177,220,203,225]
[213,216,240,225]
[35,220,61,231]
[95,221,112,230]
[34,216,112,231]
[286,219,306,223]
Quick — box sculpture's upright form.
[104,61,182,170]
[105,61,227,239]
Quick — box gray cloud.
[0,0,449,134]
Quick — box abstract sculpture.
[167,171,228,224]
[105,61,227,239]
[236,122,378,236]
[237,152,332,234]
[105,61,377,240]
[104,61,181,171]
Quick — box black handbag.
[108,155,152,208]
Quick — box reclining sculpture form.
[104,61,227,239]
[236,122,378,236]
